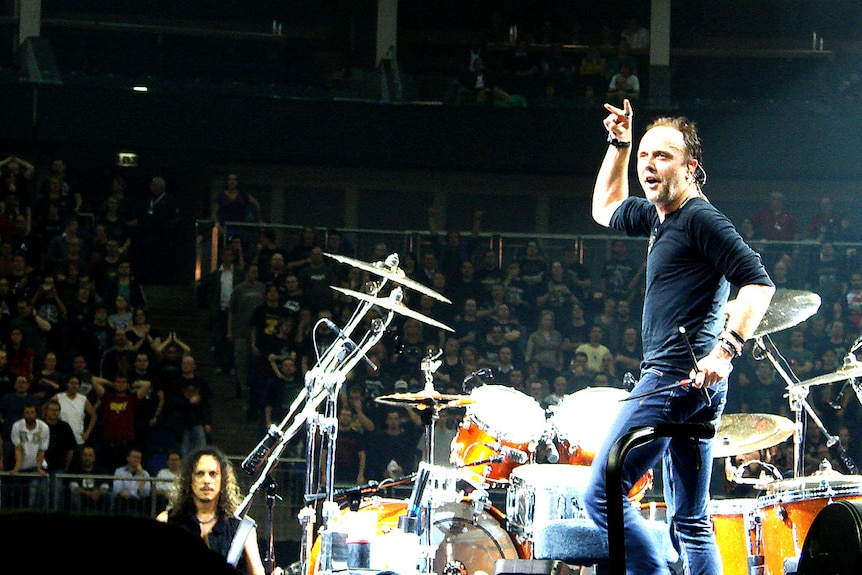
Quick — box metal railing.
[0,456,310,541]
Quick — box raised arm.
[592,99,634,227]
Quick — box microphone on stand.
[323,318,377,371]
[304,481,381,504]
[241,425,284,476]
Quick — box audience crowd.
[205,199,862,491]
[0,154,199,512]
[0,152,861,515]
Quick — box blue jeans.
[584,368,727,575]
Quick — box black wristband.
[718,336,743,358]
[727,329,746,346]
[608,133,631,148]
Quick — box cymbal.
[725,289,821,339]
[375,389,473,409]
[713,413,795,458]
[324,252,451,304]
[331,286,455,332]
[791,358,862,389]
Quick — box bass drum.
[308,498,524,575]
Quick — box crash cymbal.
[791,358,862,389]
[725,289,821,339]
[325,252,451,304]
[331,286,455,332]
[713,413,795,458]
[375,389,473,408]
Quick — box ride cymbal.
[791,358,862,389]
[725,289,821,339]
[325,252,451,304]
[331,286,455,332]
[713,413,795,458]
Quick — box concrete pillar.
[648,0,672,108]
[17,0,42,45]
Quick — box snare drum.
[709,498,756,575]
[755,474,862,575]
[307,497,524,575]
[450,385,547,485]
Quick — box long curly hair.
[167,446,244,518]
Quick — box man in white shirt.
[621,17,650,50]
[10,401,50,507]
[112,447,152,515]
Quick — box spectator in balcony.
[620,17,650,50]
[297,246,337,315]
[359,406,422,481]
[107,294,133,332]
[6,327,34,381]
[92,375,151,471]
[51,376,97,445]
[95,194,131,253]
[575,325,613,375]
[9,212,42,271]
[1,376,38,468]
[524,309,563,381]
[32,351,63,402]
[284,226,318,273]
[428,206,482,285]
[807,241,846,309]
[33,177,74,243]
[606,63,640,104]
[536,260,578,315]
[111,446,151,515]
[212,173,261,255]
[254,228,284,279]
[0,155,35,200]
[103,260,147,311]
[204,248,241,376]
[42,397,76,473]
[44,214,82,275]
[752,191,798,241]
[9,400,49,507]
[99,329,135,382]
[578,45,607,93]
[165,355,212,458]
[68,444,111,513]
[599,239,644,307]
[805,196,840,241]
[127,176,181,284]
[605,39,638,78]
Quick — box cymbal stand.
[754,336,837,478]
[415,349,444,575]
[309,302,397,575]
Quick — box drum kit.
[241,250,862,575]
[709,289,862,575]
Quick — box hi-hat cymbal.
[713,413,795,458]
[791,359,862,389]
[324,252,451,304]
[725,289,821,339]
[331,286,455,332]
[375,389,472,409]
